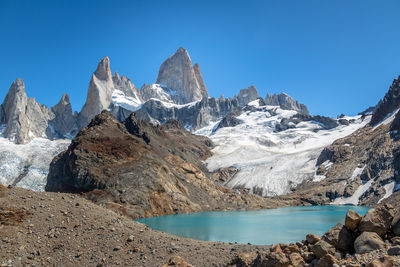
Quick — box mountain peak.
[156,48,205,104]
[94,56,112,81]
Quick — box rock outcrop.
[156,47,208,104]
[265,92,310,115]
[371,76,400,126]
[49,94,78,138]
[45,111,282,219]
[237,86,259,106]
[112,72,141,100]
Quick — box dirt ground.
[0,186,271,266]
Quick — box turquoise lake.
[137,206,369,245]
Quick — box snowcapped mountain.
[1,46,379,201]
[195,99,370,196]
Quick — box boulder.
[236,252,257,267]
[354,232,385,254]
[358,204,395,236]
[387,246,400,256]
[316,254,338,267]
[161,256,194,267]
[311,240,335,259]
[322,222,356,252]
[306,234,321,245]
[253,251,291,267]
[283,244,300,254]
[365,256,394,267]
[288,253,305,266]
[345,209,362,231]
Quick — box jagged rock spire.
[156,47,208,104]
[78,56,115,128]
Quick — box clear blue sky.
[1,0,399,117]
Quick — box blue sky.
[1,0,399,117]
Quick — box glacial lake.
[137,206,369,245]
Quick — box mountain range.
[2,47,400,212]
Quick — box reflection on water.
[137,206,369,245]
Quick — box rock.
[236,252,257,267]
[322,222,355,252]
[392,218,400,236]
[283,244,300,254]
[253,251,291,267]
[112,72,141,100]
[387,246,400,256]
[193,63,209,100]
[391,236,400,245]
[306,234,321,245]
[366,256,394,267]
[156,47,207,104]
[127,235,134,242]
[371,76,400,126]
[345,210,362,231]
[265,92,309,115]
[302,251,315,263]
[161,256,194,267]
[288,252,305,266]
[359,204,395,236]
[316,254,337,267]
[215,111,242,130]
[311,240,335,259]
[237,86,259,106]
[354,232,385,254]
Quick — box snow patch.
[377,182,395,204]
[332,179,374,205]
[111,89,142,112]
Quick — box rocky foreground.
[1,183,400,266]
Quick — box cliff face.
[78,56,115,128]
[46,111,280,219]
[1,79,55,144]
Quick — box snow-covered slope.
[0,127,70,191]
[196,100,370,196]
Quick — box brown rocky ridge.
[46,110,288,219]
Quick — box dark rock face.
[371,76,400,126]
[45,111,279,219]
[215,111,242,130]
[132,96,242,130]
[275,113,339,133]
[265,93,309,115]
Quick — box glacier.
[0,127,70,191]
[196,100,370,196]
